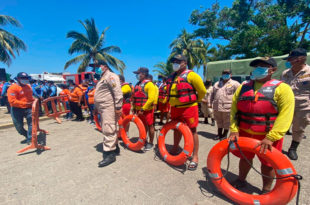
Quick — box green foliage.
[65,18,125,73]
[190,0,310,59]
[153,62,173,77]
[169,29,209,70]
[0,15,26,66]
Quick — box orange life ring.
[119,114,146,151]
[207,137,299,205]
[158,121,194,166]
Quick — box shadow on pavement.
[198,167,262,204]
[18,132,48,156]
[197,131,217,140]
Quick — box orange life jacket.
[237,79,281,132]
[133,80,151,107]
[87,88,95,105]
[167,70,197,103]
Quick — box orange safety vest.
[70,86,83,102]
[59,89,70,102]
[87,88,95,105]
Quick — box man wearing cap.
[209,69,240,140]
[201,80,215,126]
[228,57,294,193]
[133,67,156,151]
[1,79,14,114]
[7,72,34,144]
[281,48,310,160]
[92,61,123,167]
[167,54,206,170]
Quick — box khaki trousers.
[201,103,214,118]
[214,111,230,129]
[292,110,310,142]
[96,103,118,152]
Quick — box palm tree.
[64,18,125,73]
[0,15,26,66]
[153,62,173,77]
[169,29,207,70]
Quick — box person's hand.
[208,105,212,108]
[254,138,273,154]
[26,102,33,106]
[227,132,239,142]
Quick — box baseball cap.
[249,57,277,67]
[170,54,187,62]
[222,69,231,74]
[16,72,30,79]
[133,67,149,75]
[283,48,307,60]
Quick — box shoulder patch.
[109,77,117,87]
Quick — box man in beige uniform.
[281,48,310,160]
[209,69,240,140]
[201,80,215,126]
[92,61,123,167]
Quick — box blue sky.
[1,0,233,84]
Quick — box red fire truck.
[62,72,99,85]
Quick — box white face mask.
[172,63,181,71]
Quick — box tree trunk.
[299,22,310,47]
[203,64,207,81]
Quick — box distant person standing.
[119,75,132,117]
[158,76,170,125]
[201,80,215,126]
[1,80,14,113]
[68,80,84,121]
[92,61,123,167]
[281,48,310,160]
[7,72,34,144]
[209,69,240,140]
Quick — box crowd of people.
[1,48,309,194]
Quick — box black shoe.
[20,139,28,144]
[72,118,80,121]
[286,131,292,135]
[98,152,116,167]
[204,118,209,124]
[288,149,298,160]
[158,122,164,126]
[114,144,120,156]
[78,118,85,121]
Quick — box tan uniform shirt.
[94,70,123,110]
[281,64,310,111]
[203,86,213,105]
[209,79,240,112]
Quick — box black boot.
[220,129,229,141]
[215,128,223,140]
[114,144,120,156]
[288,140,299,160]
[204,117,209,124]
[98,151,116,167]
[211,118,215,126]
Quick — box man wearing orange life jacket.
[167,54,207,171]
[228,57,295,194]
[68,80,84,121]
[7,72,34,144]
[59,84,72,119]
[158,76,170,125]
[133,67,156,151]
[86,82,95,124]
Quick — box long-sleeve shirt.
[8,83,34,108]
[230,81,295,142]
[49,85,57,97]
[94,70,123,110]
[168,70,206,108]
[1,82,11,97]
[31,83,42,98]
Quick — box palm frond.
[0,15,21,27]
[77,55,91,73]
[64,53,88,70]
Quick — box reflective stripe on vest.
[237,79,281,132]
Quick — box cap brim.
[133,71,139,74]
[249,59,274,67]
[89,63,98,67]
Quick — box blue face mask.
[222,74,230,80]
[250,75,256,80]
[285,61,292,69]
[252,67,269,80]
[88,86,94,90]
[136,74,140,81]
[95,67,102,75]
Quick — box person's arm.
[142,82,155,110]
[7,85,29,107]
[188,72,207,102]
[32,85,40,98]
[266,83,295,141]
[229,85,242,133]
[1,83,8,96]
[50,86,56,97]
[208,85,215,107]
[108,75,123,110]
